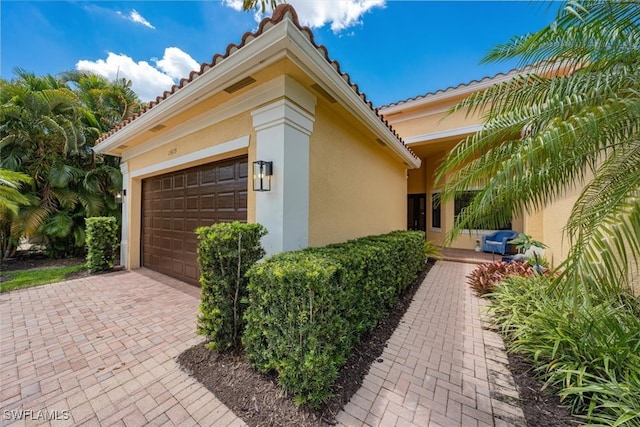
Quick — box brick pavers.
[0,269,246,427]
[337,261,526,427]
[1,262,524,427]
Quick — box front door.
[407,194,426,232]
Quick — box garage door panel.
[142,156,248,285]
[186,196,199,211]
[201,195,215,210]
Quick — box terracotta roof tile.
[379,67,529,110]
[96,4,418,161]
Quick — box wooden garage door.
[142,156,248,285]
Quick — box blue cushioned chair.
[482,230,518,255]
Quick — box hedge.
[196,222,267,352]
[243,230,425,407]
[85,216,119,273]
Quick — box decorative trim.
[252,98,315,135]
[122,77,298,161]
[130,135,249,179]
[283,24,420,168]
[405,125,483,145]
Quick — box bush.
[466,261,533,296]
[196,222,266,352]
[243,230,425,407]
[424,240,442,260]
[490,275,640,425]
[85,216,119,273]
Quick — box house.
[95,4,574,285]
[379,71,577,266]
[94,5,421,285]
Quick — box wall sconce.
[115,189,126,204]
[253,160,272,192]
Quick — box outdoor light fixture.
[115,189,126,204]
[252,160,272,192]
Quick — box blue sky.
[1,1,557,106]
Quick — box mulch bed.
[507,353,582,426]
[177,260,581,427]
[1,253,85,272]
[177,263,433,426]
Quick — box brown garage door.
[142,156,248,285]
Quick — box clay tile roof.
[378,67,526,110]
[95,4,418,161]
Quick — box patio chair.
[482,230,518,255]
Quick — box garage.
[142,156,248,285]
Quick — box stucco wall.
[308,102,408,247]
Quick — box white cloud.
[76,48,200,101]
[154,47,200,80]
[117,9,156,29]
[223,0,385,32]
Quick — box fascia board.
[283,23,421,168]
[94,23,292,155]
[404,125,483,145]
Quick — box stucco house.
[94,5,421,285]
[95,4,573,285]
[379,71,577,266]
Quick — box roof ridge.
[95,4,417,161]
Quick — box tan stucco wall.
[391,107,481,139]
[308,101,407,247]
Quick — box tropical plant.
[0,69,138,257]
[466,260,533,296]
[490,275,640,425]
[508,233,547,273]
[436,1,640,299]
[0,169,31,216]
[0,169,32,258]
[424,240,442,260]
[241,0,281,13]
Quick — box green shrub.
[243,230,425,407]
[424,240,442,260]
[466,261,534,296]
[489,275,640,425]
[85,216,119,273]
[196,222,266,352]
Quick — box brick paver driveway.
[0,269,245,427]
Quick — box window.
[454,190,511,230]
[431,192,441,229]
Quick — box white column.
[119,162,129,268]
[251,83,315,255]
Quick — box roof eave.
[95,11,419,168]
[94,22,294,156]
[282,22,420,168]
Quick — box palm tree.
[241,0,281,13]
[61,71,142,133]
[0,169,32,258]
[0,70,132,256]
[436,1,640,297]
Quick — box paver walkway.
[0,270,246,427]
[1,262,525,426]
[336,261,526,427]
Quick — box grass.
[0,264,85,293]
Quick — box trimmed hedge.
[243,230,425,407]
[85,216,119,273]
[196,222,267,352]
